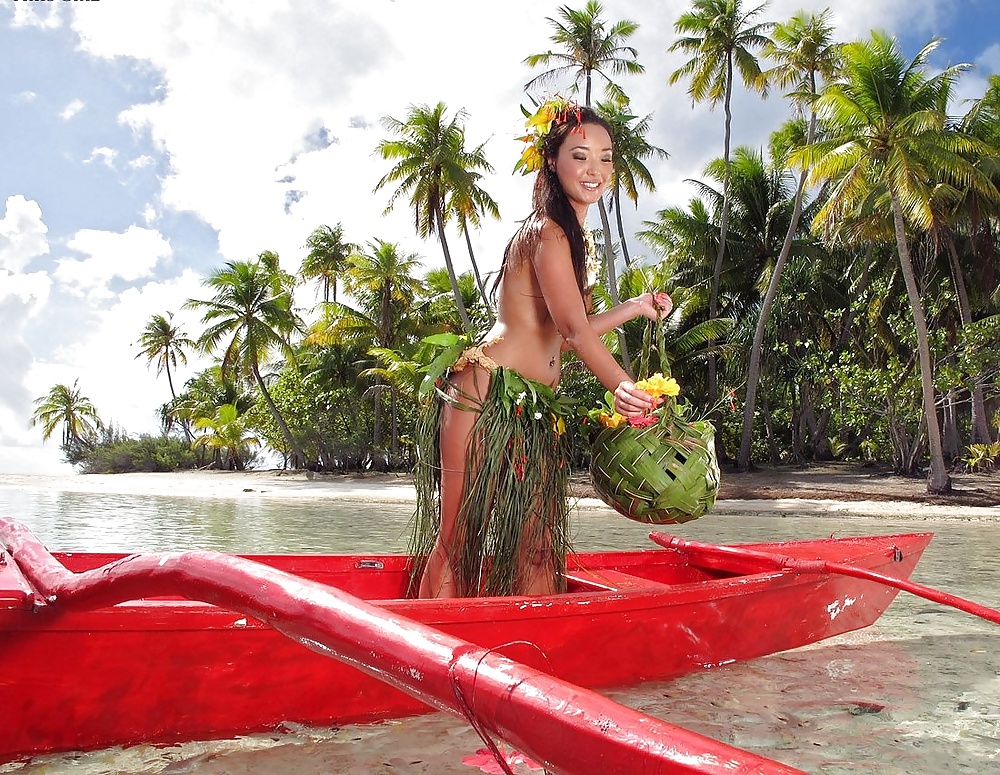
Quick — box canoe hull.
[0,532,931,762]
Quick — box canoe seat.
[564,568,670,593]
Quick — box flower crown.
[513,97,583,175]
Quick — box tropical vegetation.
[31,2,1000,494]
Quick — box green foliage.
[963,442,1000,473]
[75,433,198,474]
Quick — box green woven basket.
[589,418,720,524]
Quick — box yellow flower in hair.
[513,96,581,175]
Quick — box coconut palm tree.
[186,253,306,468]
[596,100,669,267]
[136,311,195,441]
[523,1,644,371]
[376,102,490,335]
[794,33,998,493]
[301,223,355,304]
[192,403,260,471]
[30,381,103,453]
[669,0,773,414]
[446,144,500,326]
[738,9,841,469]
[308,240,426,451]
[523,0,643,106]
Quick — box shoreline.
[2,467,998,522]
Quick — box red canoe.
[0,516,932,769]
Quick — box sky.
[2,0,999,475]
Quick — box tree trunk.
[463,226,495,328]
[435,207,473,333]
[612,189,633,267]
[890,193,950,493]
[946,236,992,444]
[252,363,305,469]
[596,200,634,378]
[706,60,735,463]
[739,105,816,470]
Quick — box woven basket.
[589,418,720,524]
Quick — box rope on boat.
[448,640,552,775]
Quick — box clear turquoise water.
[1,485,998,774]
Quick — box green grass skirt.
[408,367,572,597]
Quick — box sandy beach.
[2,463,997,521]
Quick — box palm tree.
[523,1,644,370]
[308,240,426,451]
[136,311,195,442]
[939,79,1000,445]
[192,403,260,471]
[185,253,307,468]
[523,0,643,106]
[794,34,997,493]
[301,223,354,304]
[375,102,490,334]
[597,100,669,266]
[669,0,773,414]
[30,381,103,452]
[738,9,841,470]
[446,143,500,326]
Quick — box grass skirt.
[408,366,572,597]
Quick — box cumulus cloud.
[55,225,172,297]
[0,195,49,273]
[60,98,85,120]
[85,147,117,167]
[11,1,63,30]
[46,269,211,436]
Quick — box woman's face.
[550,122,613,216]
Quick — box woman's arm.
[532,221,656,416]
[586,292,673,338]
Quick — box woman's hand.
[633,291,673,321]
[613,380,654,417]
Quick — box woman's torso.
[478,235,575,387]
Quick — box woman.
[411,102,672,599]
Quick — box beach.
[2,462,997,519]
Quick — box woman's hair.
[492,106,612,302]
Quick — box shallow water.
[1,486,998,773]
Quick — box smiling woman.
[408,101,675,600]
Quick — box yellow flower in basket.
[586,371,720,525]
[635,373,680,400]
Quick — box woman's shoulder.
[535,217,572,260]
[509,213,567,261]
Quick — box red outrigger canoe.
[1,516,937,772]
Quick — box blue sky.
[2,0,998,474]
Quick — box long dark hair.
[492,106,612,301]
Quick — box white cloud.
[47,269,211,435]
[0,195,49,273]
[11,1,63,30]
[85,146,117,167]
[56,225,172,297]
[61,98,85,120]
[14,91,37,103]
